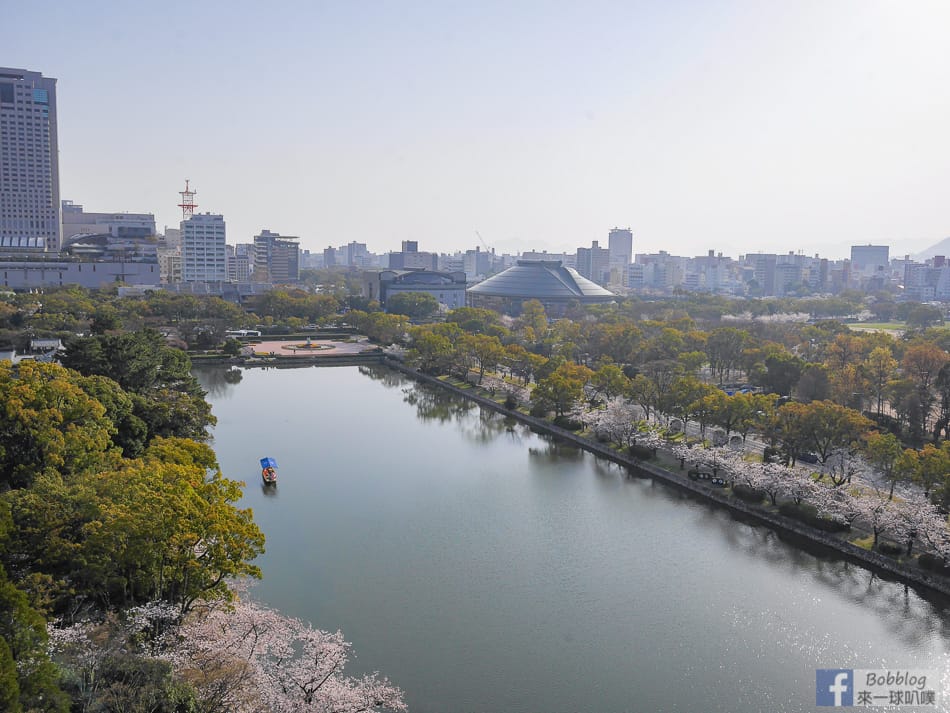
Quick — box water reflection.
[194,363,244,398]
[401,384,475,423]
[527,439,584,463]
[455,409,521,445]
[690,502,950,647]
[358,363,407,388]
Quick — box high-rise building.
[463,246,493,279]
[181,213,226,282]
[253,229,299,283]
[607,227,633,268]
[576,240,611,286]
[0,68,61,252]
[226,244,251,282]
[850,245,889,277]
[346,241,369,266]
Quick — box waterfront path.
[385,358,950,599]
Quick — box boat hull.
[260,457,278,485]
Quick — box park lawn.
[848,321,906,332]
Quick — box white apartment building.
[181,213,226,282]
[0,68,61,252]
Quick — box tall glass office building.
[0,68,60,252]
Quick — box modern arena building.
[466,260,615,314]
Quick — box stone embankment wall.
[385,358,950,599]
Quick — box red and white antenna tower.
[178,179,198,220]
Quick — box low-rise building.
[467,259,615,314]
[362,269,467,311]
[0,257,160,289]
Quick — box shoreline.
[382,358,950,601]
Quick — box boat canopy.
[260,457,278,469]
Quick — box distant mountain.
[913,237,950,262]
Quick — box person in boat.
[262,466,276,481]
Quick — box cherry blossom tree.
[776,467,819,506]
[891,497,950,560]
[812,486,863,529]
[914,506,950,564]
[49,595,406,713]
[47,602,188,712]
[724,460,792,505]
[820,448,867,488]
[631,424,665,455]
[855,489,902,549]
[670,442,696,470]
[574,397,640,449]
[163,596,406,713]
[722,454,763,490]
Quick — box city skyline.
[5,1,950,259]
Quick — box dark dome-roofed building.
[467,260,615,314]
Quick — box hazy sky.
[6,1,950,258]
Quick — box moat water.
[195,364,950,713]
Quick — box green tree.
[590,363,629,402]
[914,443,950,499]
[627,373,662,423]
[447,307,503,335]
[756,352,803,396]
[795,363,830,402]
[778,400,873,478]
[665,376,716,437]
[461,334,506,384]
[407,328,456,374]
[902,343,949,436]
[221,337,243,357]
[516,299,548,337]
[77,374,150,458]
[0,361,119,489]
[709,391,755,439]
[7,439,264,614]
[0,637,19,713]
[863,346,898,416]
[904,303,944,328]
[864,431,906,499]
[386,292,439,320]
[586,322,641,363]
[504,343,541,385]
[61,329,215,444]
[532,363,593,418]
[0,562,69,712]
[705,327,748,383]
[90,304,122,334]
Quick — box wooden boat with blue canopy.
[260,457,278,485]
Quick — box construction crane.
[475,230,493,254]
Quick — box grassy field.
[848,321,906,333]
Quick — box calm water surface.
[195,364,950,713]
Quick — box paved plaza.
[247,338,375,357]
